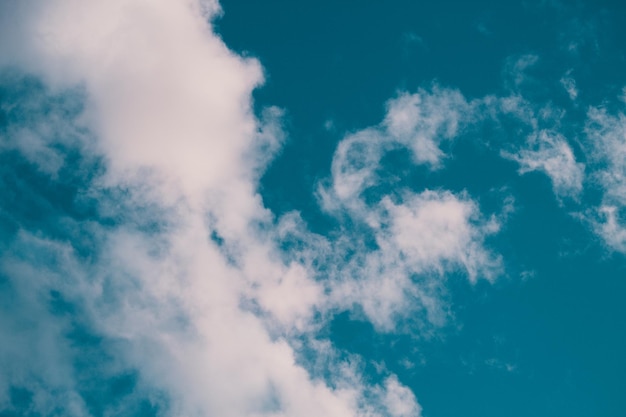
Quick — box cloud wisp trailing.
[584,102,626,252]
[502,129,584,199]
[317,87,503,332]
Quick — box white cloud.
[584,103,626,252]
[502,130,584,198]
[486,81,587,202]
[0,80,87,177]
[560,72,578,100]
[323,86,473,213]
[595,205,626,253]
[384,88,470,168]
[0,232,95,416]
[496,78,626,254]
[379,376,422,417]
[317,88,502,333]
[0,1,422,416]
[586,106,626,205]
[383,192,501,283]
[325,190,501,333]
[504,54,539,90]
[328,127,388,206]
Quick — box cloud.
[502,129,584,199]
[324,86,473,211]
[0,76,88,178]
[560,71,578,101]
[584,102,626,252]
[380,376,422,417]
[322,189,501,333]
[382,192,501,283]
[485,75,587,202]
[586,106,626,205]
[317,87,502,333]
[0,1,422,416]
[383,88,471,168]
[504,54,539,90]
[495,65,626,253]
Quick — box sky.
[0,1,625,416]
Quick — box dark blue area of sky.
[217,1,626,416]
[217,0,626,223]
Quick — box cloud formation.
[0,1,426,416]
[503,130,584,198]
[585,103,626,252]
[319,88,502,332]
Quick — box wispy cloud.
[560,71,578,101]
[502,129,584,199]
[317,87,503,333]
[324,86,473,209]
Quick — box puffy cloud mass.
[0,1,430,416]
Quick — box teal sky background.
[217,1,626,416]
[1,1,625,416]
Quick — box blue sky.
[0,1,625,416]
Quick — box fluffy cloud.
[318,88,502,333]
[383,88,471,168]
[325,87,473,209]
[0,1,422,416]
[322,188,501,333]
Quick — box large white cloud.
[0,0,423,416]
